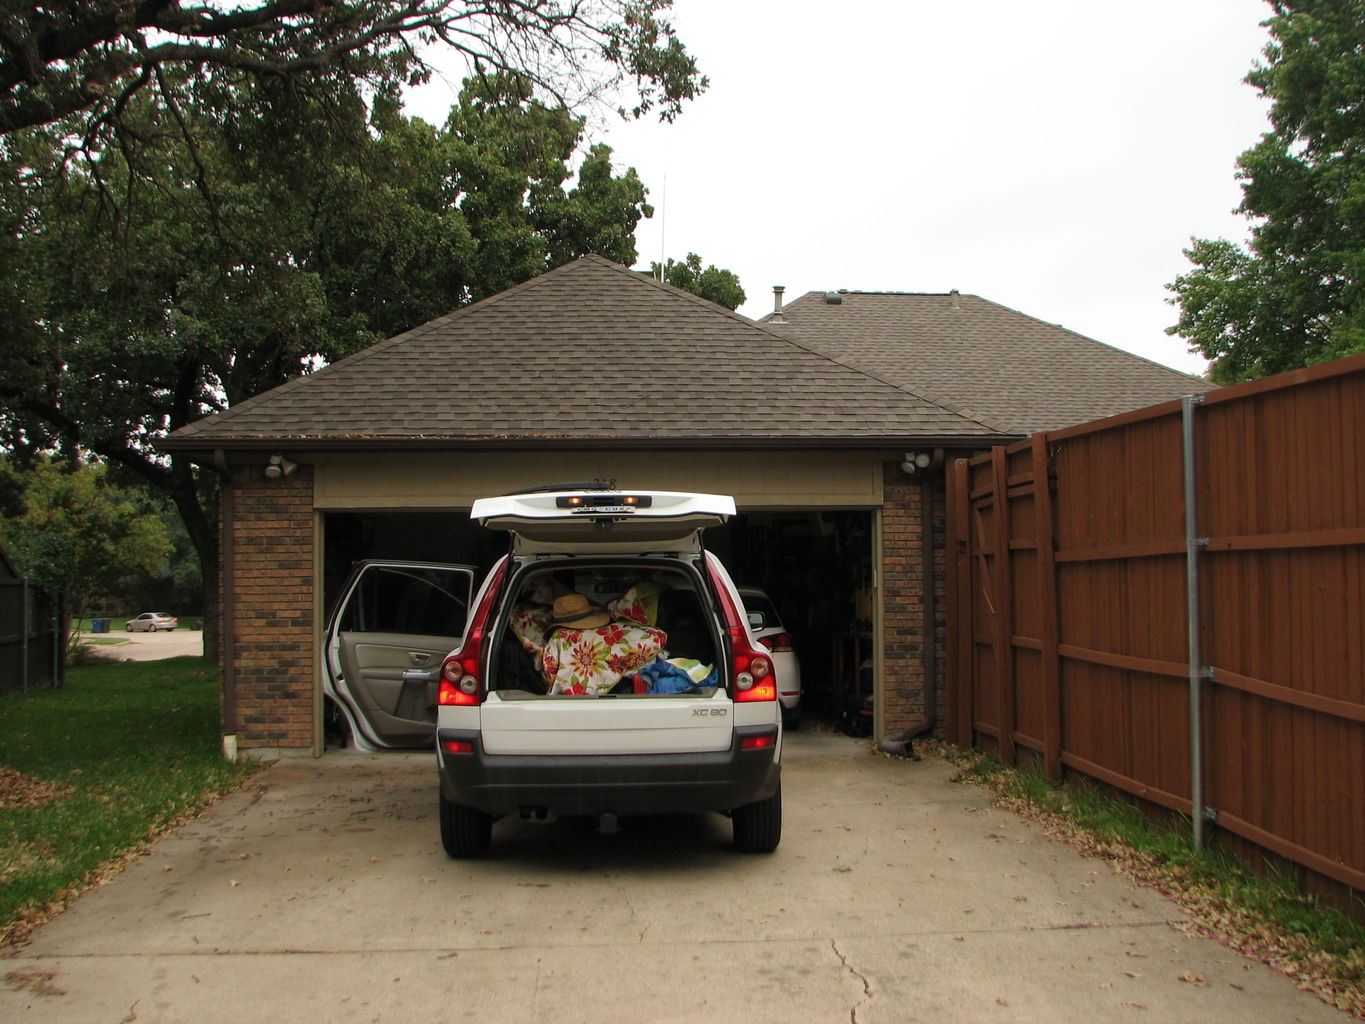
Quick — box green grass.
[0,658,258,944]
[947,748,1365,1015]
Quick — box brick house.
[163,255,1207,757]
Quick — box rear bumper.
[437,726,780,817]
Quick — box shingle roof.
[762,291,1211,433]
[165,256,1010,450]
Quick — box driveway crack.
[830,939,873,1023]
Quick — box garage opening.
[321,506,876,735]
[709,511,875,730]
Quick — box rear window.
[740,592,781,628]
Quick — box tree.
[651,252,746,310]
[0,1,704,135]
[0,458,172,641]
[1167,1,1365,383]
[0,70,658,662]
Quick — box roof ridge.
[177,259,615,435]
[760,319,1012,432]
[592,261,1007,431]
[965,295,1208,384]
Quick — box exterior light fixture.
[900,450,942,476]
[264,454,297,479]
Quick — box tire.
[732,781,782,853]
[439,792,492,858]
[782,707,802,731]
[125,623,133,632]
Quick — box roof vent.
[771,285,786,322]
[950,289,961,311]
[824,291,843,305]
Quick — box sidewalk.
[0,730,1347,1023]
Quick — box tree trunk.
[167,457,221,664]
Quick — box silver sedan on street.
[125,612,178,632]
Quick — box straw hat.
[551,593,611,629]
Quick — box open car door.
[324,560,475,751]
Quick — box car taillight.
[733,649,777,702]
[439,654,481,706]
[756,633,793,653]
[437,560,507,707]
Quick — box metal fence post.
[1183,394,1209,851]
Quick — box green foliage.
[0,67,658,654]
[1168,1,1365,383]
[0,2,706,136]
[0,459,172,619]
[651,252,746,310]
[0,658,259,942]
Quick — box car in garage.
[738,586,802,729]
[125,612,178,632]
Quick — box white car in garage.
[738,587,803,729]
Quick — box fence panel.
[0,579,61,696]
[949,352,1365,896]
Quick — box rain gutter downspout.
[219,453,237,750]
[921,474,938,733]
[1183,394,1209,852]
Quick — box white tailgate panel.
[479,691,733,755]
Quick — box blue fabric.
[638,657,717,694]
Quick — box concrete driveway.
[0,730,1346,1023]
[85,628,203,662]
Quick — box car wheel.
[732,781,782,853]
[125,623,133,632]
[439,792,492,859]
[782,708,802,730]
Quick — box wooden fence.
[0,577,62,697]
[946,352,1365,895]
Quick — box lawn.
[0,658,259,946]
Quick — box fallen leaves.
[0,767,72,811]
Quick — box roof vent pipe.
[772,285,785,313]
[950,288,961,311]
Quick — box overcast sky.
[408,0,1277,376]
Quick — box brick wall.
[880,464,948,735]
[222,465,316,753]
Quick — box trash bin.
[91,618,108,633]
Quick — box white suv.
[433,488,782,857]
